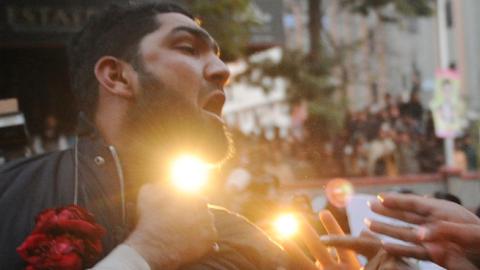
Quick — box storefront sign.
[0,1,123,45]
[5,6,98,32]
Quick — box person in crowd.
[238,153,281,224]
[264,143,296,184]
[401,115,423,138]
[291,143,317,180]
[395,131,420,175]
[367,127,396,176]
[388,105,403,131]
[454,138,469,172]
[383,92,395,112]
[403,89,424,123]
[417,136,444,173]
[462,135,478,171]
[32,114,69,154]
[350,135,369,176]
[344,110,357,142]
[223,149,253,213]
[355,110,371,141]
[1,3,292,269]
[424,110,436,139]
[377,108,391,131]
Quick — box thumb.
[319,211,362,268]
[279,239,318,270]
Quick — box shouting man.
[0,3,288,269]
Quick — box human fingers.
[381,242,430,261]
[129,183,217,269]
[319,211,361,268]
[280,239,318,270]
[374,253,415,270]
[377,193,480,225]
[364,249,415,270]
[297,215,337,268]
[377,193,431,215]
[363,249,388,270]
[369,199,427,225]
[367,220,420,244]
[359,230,377,239]
[420,221,480,251]
[376,193,434,217]
[320,235,381,259]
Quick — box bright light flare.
[274,213,299,239]
[325,178,354,208]
[171,155,210,193]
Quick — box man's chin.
[124,124,234,182]
[197,123,234,166]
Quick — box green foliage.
[183,0,258,61]
[340,0,434,22]
[306,96,347,140]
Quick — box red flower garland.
[17,205,106,270]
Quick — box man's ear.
[94,56,138,98]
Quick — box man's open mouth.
[201,91,225,119]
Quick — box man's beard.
[120,71,234,182]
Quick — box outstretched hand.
[370,193,480,225]
[320,230,382,260]
[368,193,480,270]
[125,183,217,270]
[280,210,412,270]
[281,210,361,270]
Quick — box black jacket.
[0,131,288,269]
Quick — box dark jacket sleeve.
[181,206,290,270]
[0,151,75,269]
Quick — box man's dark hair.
[68,2,194,120]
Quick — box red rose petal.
[19,206,105,270]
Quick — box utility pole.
[308,0,322,62]
[437,0,455,168]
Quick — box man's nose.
[204,56,230,87]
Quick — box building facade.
[281,0,480,116]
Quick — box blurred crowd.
[340,90,476,177]
[221,90,478,191]
[329,90,477,177]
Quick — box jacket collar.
[75,113,130,226]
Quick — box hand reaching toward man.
[367,193,480,270]
[125,183,217,270]
[280,210,414,270]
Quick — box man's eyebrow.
[169,26,220,56]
